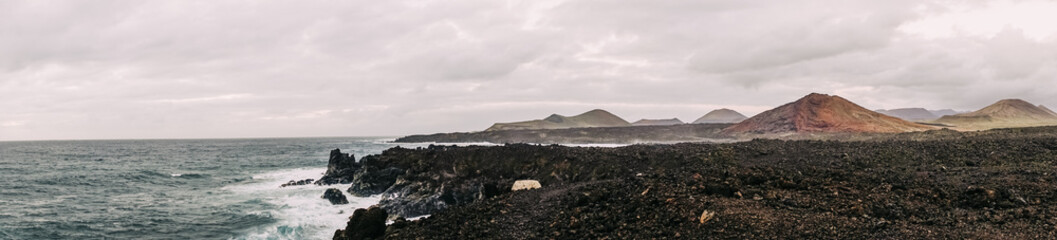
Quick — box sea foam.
[225,167,381,240]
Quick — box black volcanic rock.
[333,207,388,240]
[319,143,697,218]
[347,165,404,197]
[322,188,350,205]
[374,126,1057,239]
[280,178,314,187]
[317,149,360,185]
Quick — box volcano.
[934,99,1057,130]
[485,109,631,131]
[692,109,748,124]
[723,93,934,134]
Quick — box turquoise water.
[0,137,429,239]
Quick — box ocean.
[0,137,434,239]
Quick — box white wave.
[430,142,502,146]
[562,143,630,148]
[225,167,381,240]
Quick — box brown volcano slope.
[723,93,934,134]
[934,99,1057,130]
[485,109,631,131]
[692,108,748,124]
[631,118,684,126]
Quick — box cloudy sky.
[2,0,1057,140]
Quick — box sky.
[2,0,1057,141]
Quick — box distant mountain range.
[929,109,962,117]
[692,109,748,124]
[874,108,938,121]
[873,108,969,121]
[631,118,684,126]
[724,93,934,134]
[485,109,631,131]
[480,94,1057,134]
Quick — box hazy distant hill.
[929,109,962,117]
[485,109,631,131]
[631,118,684,126]
[692,109,748,124]
[875,108,939,121]
[1040,105,1057,117]
[934,99,1057,130]
[724,93,934,134]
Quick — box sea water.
[0,137,432,239]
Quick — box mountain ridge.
[485,109,631,131]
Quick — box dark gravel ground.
[339,127,1057,239]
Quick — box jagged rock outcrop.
[323,188,350,205]
[316,149,360,185]
[692,109,748,124]
[631,118,684,126]
[319,143,699,219]
[485,109,631,131]
[333,207,388,240]
[347,166,404,197]
[724,93,934,134]
[935,99,1057,130]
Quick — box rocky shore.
[327,126,1057,239]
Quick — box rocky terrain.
[328,126,1057,239]
[724,93,934,134]
[693,108,748,124]
[631,118,684,126]
[395,123,734,144]
[485,109,631,131]
[935,99,1057,130]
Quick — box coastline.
[323,126,1057,239]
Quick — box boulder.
[512,180,542,191]
[323,188,350,205]
[333,206,388,240]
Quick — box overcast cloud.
[2,0,1057,140]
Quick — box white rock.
[511,180,542,191]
